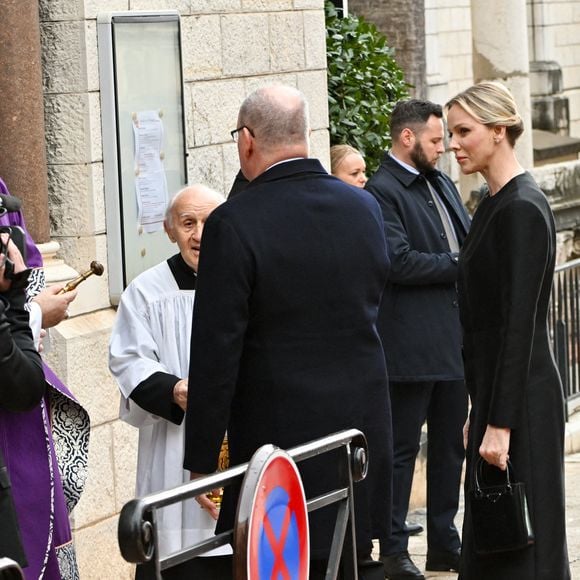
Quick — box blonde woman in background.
[330,144,367,187]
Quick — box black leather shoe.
[357,557,387,580]
[404,520,424,536]
[380,551,425,579]
[425,548,460,572]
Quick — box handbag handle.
[473,456,515,497]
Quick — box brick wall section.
[349,0,428,99]
[38,0,327,577]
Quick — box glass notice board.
[98,11,188,304]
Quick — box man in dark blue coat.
[365,100,470,580]
[183,85,392,576]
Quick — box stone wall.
[339,0,580,178]
[180,1,330,192]
[38,1,328,577]
[424,0,580,141]
[424,0,473,106]
[532,158,580,262]
[527,0,580,137]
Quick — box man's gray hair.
[238,85,310,149]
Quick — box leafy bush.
[326,1,410,174]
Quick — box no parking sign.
[234,446,309,579]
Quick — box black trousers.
[310,558,384,580]
[380,380,467,555]
[135,556,233,580]
[136,555,383,580]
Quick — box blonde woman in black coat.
[446,81,570,579]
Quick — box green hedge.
[326,1,410,174]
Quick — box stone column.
[0,0,50,242]
[471,0,534,169]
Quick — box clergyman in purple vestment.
[0,177,90,580]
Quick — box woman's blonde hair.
[330,144,363,175]
[445,81,524,146]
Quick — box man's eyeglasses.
[230,125,255,143]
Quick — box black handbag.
[468,457,534,555]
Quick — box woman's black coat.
[458,173,570,579]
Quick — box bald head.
[164,184,224,271]
[236,85,310,180]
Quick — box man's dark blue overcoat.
[184,158,393,558]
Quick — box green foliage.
[325,1,410,174]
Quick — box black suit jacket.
[184,158,392,556]
[227,169,249,198]
[365,153,471,381]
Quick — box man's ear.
[400,127,415,148]
[240,132,254,161]
[238,134,255,178]
[164,220,176,243]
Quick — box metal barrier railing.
[550,257,580,418]
[118,429,368,580]
[0,558,24,580]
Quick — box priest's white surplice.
[109,260,230,558]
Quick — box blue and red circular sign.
[238,448,309,579]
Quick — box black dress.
[458,172,570,579]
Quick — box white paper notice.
[133,110,168,233]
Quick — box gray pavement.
[372,413,580,578]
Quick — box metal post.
[556,319,570,421]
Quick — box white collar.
[264,157,306,173]
[388,151,419,175]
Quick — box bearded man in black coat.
[365,100,471,580]
[183,85,392,577]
